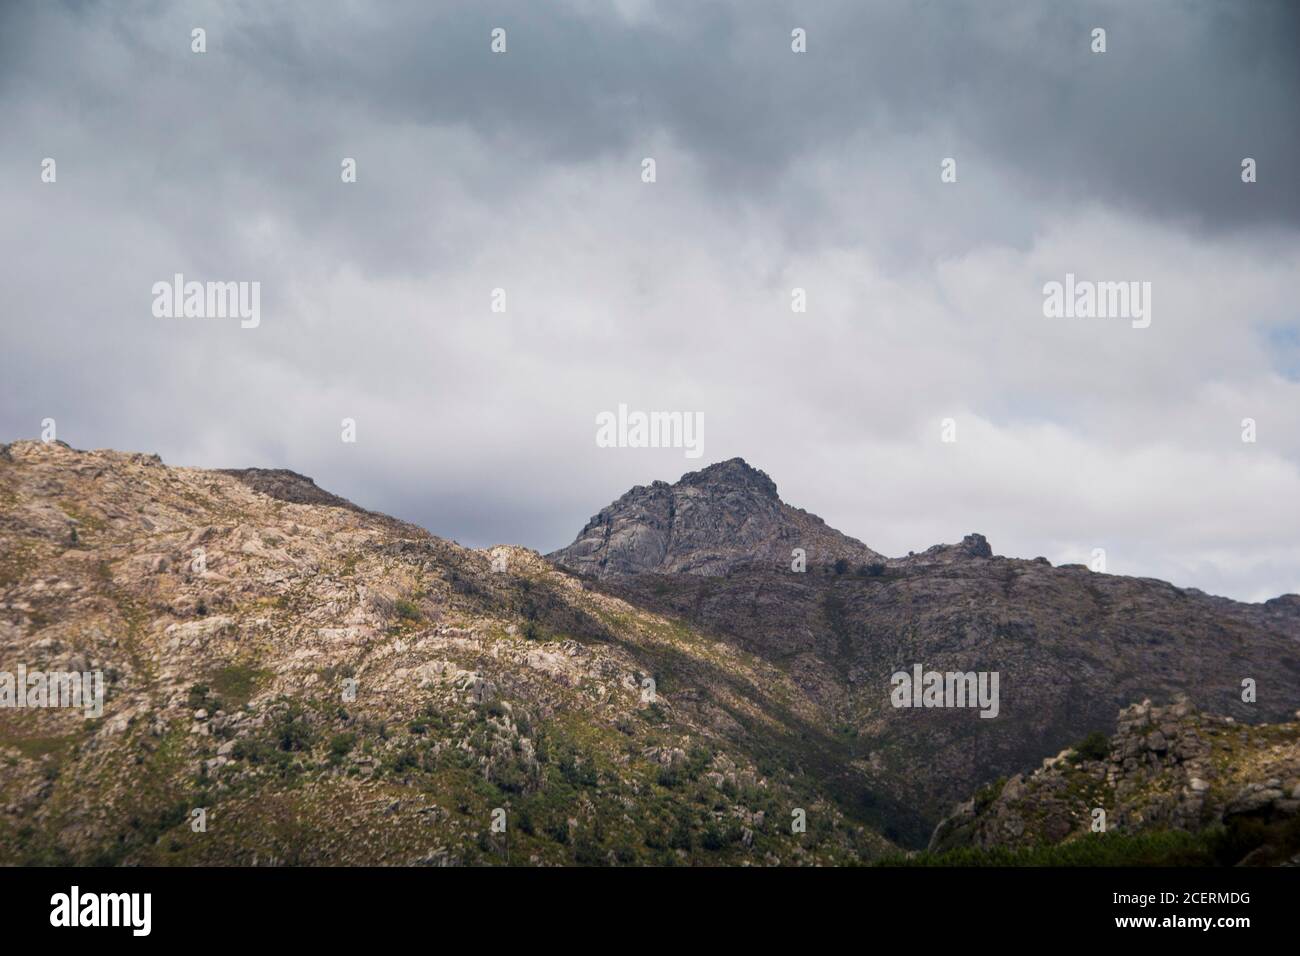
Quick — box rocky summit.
[2,442,1298,865]
[548,457,885,577]
[557,459,1300,846]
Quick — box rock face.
[558,463,1300,845]
[549,458,885,577]
[929,697,1300,865]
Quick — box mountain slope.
[553,461,1300,844]
[925,697,1300,866]
[549,457,885,577]
[0,441,895,865]
[5,444,1298,862]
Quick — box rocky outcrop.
[216,468,364,512]
[929,697,1300,862]
[548,458,885,577]
[894,533,994,566]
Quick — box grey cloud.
[2,0,1298,601]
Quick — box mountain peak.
[683,457,779,498]
[548,459,882,577]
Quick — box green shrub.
[1072,731,1111,763]
[490,759,528,793]
[559,750,598,787]
[328,732,357,761]
[701,824,730,851]
[973,777,1006,813]
[186,684,211,711]
[273,706,316,752]
[232,738,276,764]
[572,832,606,865]
[393,599,422,622]
[383,748,419,774]
[668,817,693,851]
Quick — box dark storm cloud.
[221,0,1300,233]
[4,0,1296,255]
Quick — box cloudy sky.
[3,0,1298,601]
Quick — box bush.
[186,684,211,711]
[614,843,637,864]
[973,777,1006,813]
[383,748,419,774]
[701,824,729,851]
[544,818,570,845]
[684,746,712,780]
[572,832,606,865]
[232,738,276,764]
[559,750,598,788]
[273,706,316,752]
[328,732,357,762]
[668,817,693,851]
[489,758,528,793]
[393,599,422,622]
[1072,731,1111,763]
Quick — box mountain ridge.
[549,458,1300,840]
[549,456,889,578]
[4,440,1298,861]
[552,456,1299,604]
[0,440,901,864]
